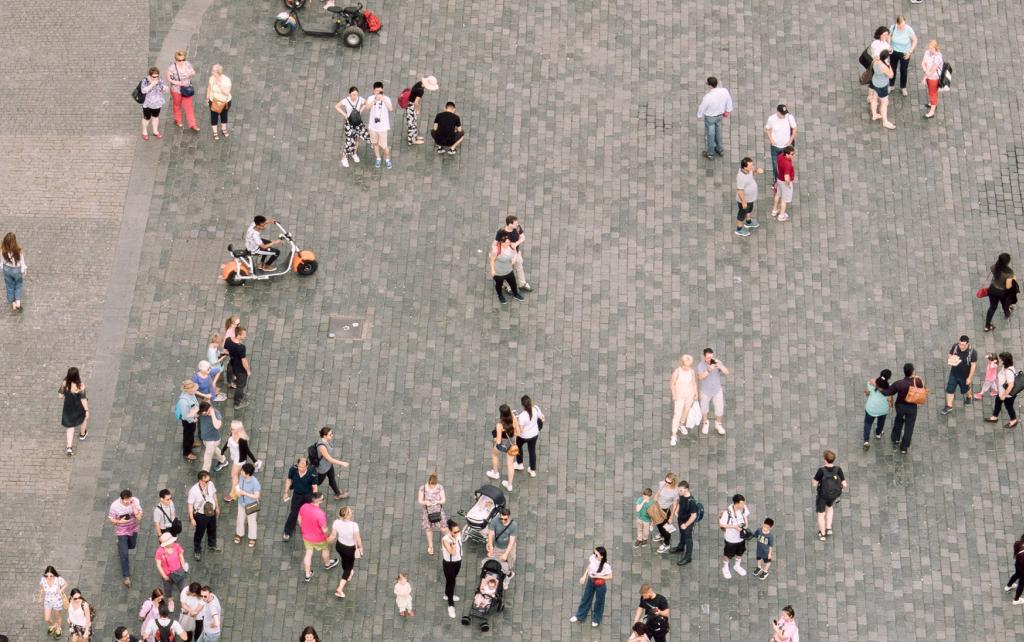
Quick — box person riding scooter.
[245,215,284,271]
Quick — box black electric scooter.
[274,3,365,47]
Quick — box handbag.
[507,444,520,457]
[132,81,145,104]
[592,577,605,587]
[977,286,989,298]
[646,501,667,524]
[684,400,702,428]
[427,504,443,524]
[177,612,196,633]
[905,376,928,405]
[244,500,260,515]
[174,62,195,97]
[859,66,873,86]
[210,100,227,113]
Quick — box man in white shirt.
[695,76,733,160]
[187,471,220,560]
[141,604,186,640]
[361,81,394,169]
[764,105,797,182]
[718,493,750,579]
[243,216,283,271]
[197,587,221,642]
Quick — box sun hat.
[422,75,439,91]
[159,532,177,547]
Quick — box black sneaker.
[447,148,458,155]
[435,146,445,154]
[676,558,691,566]
[668,547,683,554]
[512,293,525,302]
[325,558,340,570]
[498,295,508,305]
[940,406,953,415]
[759,570,769,580]
[964,395,972,405]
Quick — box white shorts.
[776,181,793,204]
[699,391,725,417]
[369,129,389,149]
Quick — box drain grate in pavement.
[328,316,367,340]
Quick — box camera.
[710,359,718,365]
[373,118,380,124]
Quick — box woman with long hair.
[330,506,363,599]
[515,395,546,476]
[985,253,1015,332]
[223,421,262,503]
[486,404,521,491]
[863,369,893,448]
[67,588,93,642]
[869,50,896,129]
[298,626,322,642]
[178,582,204,641]
[35,565,67,638]
[985,352,1018,428]
[1,232,25,312]
[59,368,89,456]
[570,546,613,628]
[137,587,166,635]
[418,473,448,554]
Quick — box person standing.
[393,573,414,617]
[196,587,221,642]
[671,481,698,566]
[718,493,750,578]
[138,589,167,639]
[1003,533,1024,604]
[297,493,339,581]
[140,67,167,140]
[985,352,1018,429]
[633,488,654,548]
[862,369,893,448]
[921,40,944,119]
[431,101,465,154]
[734,158,764,237]
[652,474,678,554]
[154,532,189,603]
[335,86,369,168]
[282,455,318,542]
[191,360,226,403]
[696,349,730,435]
[179,583,204,642]
[764,105,797,182]
[632,584,670,642]
[206,64,232,140]
[669,355,698,445]
[485,508,518,579]
[812,450,847,541]
[330,506,363,599]
[222,421,262,503]
[59,367,89,456]
[1,232,25,312]
[942,335,977,414]
[314,426,350,500]
[514,395,545,476]
[752,518,775,579]
[869,51,896,130]
[489,232,525,305]
[404,75,439,145]
[984,253,1016,333]
[362,81,394,169]
[877,363,925,454]
[440,519,462,618]
[495,216,532,292]
[176,381,200,461]
[197,402,228,474]
[141,604,186,641]
[166,50,199,131]
[114,626,141,642]
[223,326,250,411]
[696,77,733,160]
[771,606,800,642]
[187,471,220,560]
[487,404,521,490]
[36,566,68,638]
[233,462,260,547]
[771,146,796,221]
[108,489,142,587]
[888,16,918,96]
[569,546,612,628]
[868,26,892,61]
[418,473,448,554]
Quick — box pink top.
[394,580,412,597]
[109,498,142,536]
[155,543,184,575]
[298,503,326,542]
[986,361,999,382]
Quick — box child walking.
[975,353,1000,399]
[634,489,654,548]
[394,572,414,617]
[753,518,775,579]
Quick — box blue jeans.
[117,533,138,577]
[574,577,607,624]
[770,145,785,182]
[863,412,887,442]
[704,114,723,157]
[3,265,22,303]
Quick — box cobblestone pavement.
[4,0,1024,640]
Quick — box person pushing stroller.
[486,507,518,585]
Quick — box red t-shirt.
[155,543,184,575]
[298,503,327,543]
[776,155,795,182]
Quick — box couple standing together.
[669,349,730,445]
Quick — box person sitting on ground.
[431,102,465,155]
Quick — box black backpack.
[154,619,173,642]
[307,442,322,469]
[820,469,843,501]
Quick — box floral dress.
[420,484,447,531]
[40,575,66,610]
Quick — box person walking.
[1,232,25,312]
[108,489,143,587]
[440,519,462,618]
[154,489,180,537]
[223,326,250,411]
[734,158,764,237]
[233,462,260,547]
[140,67,167,140]
[771,146,796,221]
[404,75,439,145]
[487,404,522,490]
[155,532,189,604]
[176,381,200,461]
[862,369,893,448]
[330,506,363,599]
[197,402,228,474]
[696,77,733,160]
[888,16,918,96]
[696,348,730,434]
[1003,533,1024,604]
[196,587,221,642]
[942,335,977,414]
[418,473,448,554]
[632,584,670,642]
[362,81,394,168]
[187,470,220,561]
[569,546,613,628]
[985,352,1018,429]
[206,64,232,140]
[282,455,318,542]
[514,395,545,476]
[431,101,465,154]
[921,40,944,119]
[812,450,847,541]
[66,589,94,642]
[868,50,896,129]
[137,587,166,635]
[770,605,800,641]
[167,51,199,131]
[297,493,338,582]
[652,474,678,554]
[59,367,89,456]
[984,253,1016,333]
[485,507,518,579]
[335,86,370,168]
[876,363,925,454]
[671,481,698,566]
[718,493,750,578]
[489,231,525,304]
[222,421,262,503]
[669,355,698,445]
[36,566,68,638]
[764,105,797,182]
[314,426,351,500]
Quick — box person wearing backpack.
[141,603,186,641]
[334,86,370,168]
[401,75,438,146]
[812,450,847,542]
[671,481,700,567]
[942,335,977,415]
[985,352,1019,429]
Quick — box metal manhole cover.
[328,316,366,340]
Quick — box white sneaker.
[352,152,360,163]
[485,470,500,480]
[701,421,710,435]
[733,562,747,577]
[670,435,677,446]
[722,565,732,579]
[1005,584,1016,592]
[254,459,264,472]
[657,544,671,554]
[528,469,536,477]
[1015,598,1024,605]
[448,606,456,618]
[592,622,599,627]
[501,480,513,492]
[680,426,688,436]
[443,595,460,601]
[513,462,525,471]
[214,393,228,402]
[341,156,349,168]
[570,616,579,623]
[715,423,726,435]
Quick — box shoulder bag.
[158,505,183,536]
[905,376,928,405]
[175,63,195,97]
[646,501,667,524]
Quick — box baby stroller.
[458,484,505,544]
[460,558,507,631]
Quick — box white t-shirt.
[367,95,393,132]
[869,39,892,58]
[341,95,366,116]
[765,113,797,147]
[226,436,241,464]
[517,406,544,439]
[331,519,360,546]
[202,596,222,631]
[999,367,1016,392]
[719,505,750,543]
[142,617,185,638]
[180,588,204,621]
[585,554,613,578]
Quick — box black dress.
[60,385,87,427]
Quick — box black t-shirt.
[409,81,425,106]
[495,224,524,248]
[639,593,669,617]
[948,344,977,379]
[814,465,846,484]
[432,111,462,144]
[288,465,317,495]
[676,496,696,525]
[225,338,247,372]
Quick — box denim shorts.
[870,83,889,98]
[945,372,969,395]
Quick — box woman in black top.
[985,253,1015,332]
[59,367,89,456]
[404,75,438,145]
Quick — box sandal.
[334,591,346,598]
[817,531,826,541]
[221,128,229,138]
[234,535,242,544]
[248,539,256,547]
[427,547,434,555]
[984,325,995,332]
[213,131,219,140]
[1007,421,1018,429]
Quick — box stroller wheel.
[496,602,504,612]
[460,616,470,626]
[480,622,490,632]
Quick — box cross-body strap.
[494,519,515,543]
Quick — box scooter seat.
[227,243,250,258]
[327,4,360,14]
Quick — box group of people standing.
[137,53,233,141]
[668,348,731,445]
[863,18,947,128]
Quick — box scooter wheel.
[226,270,244,286]
[342,25,364,48]
[283,0,305,8]
[274,18,294,36]
[296,259,318,276]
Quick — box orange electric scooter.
[219,222,318,286]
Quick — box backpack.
[132,80,145,104]
[363,9,381,32]
[820,468,843,502]
[693,499,705,523]
[154,619,173,642]
[397,87,412,109]
[307,442,322,469]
